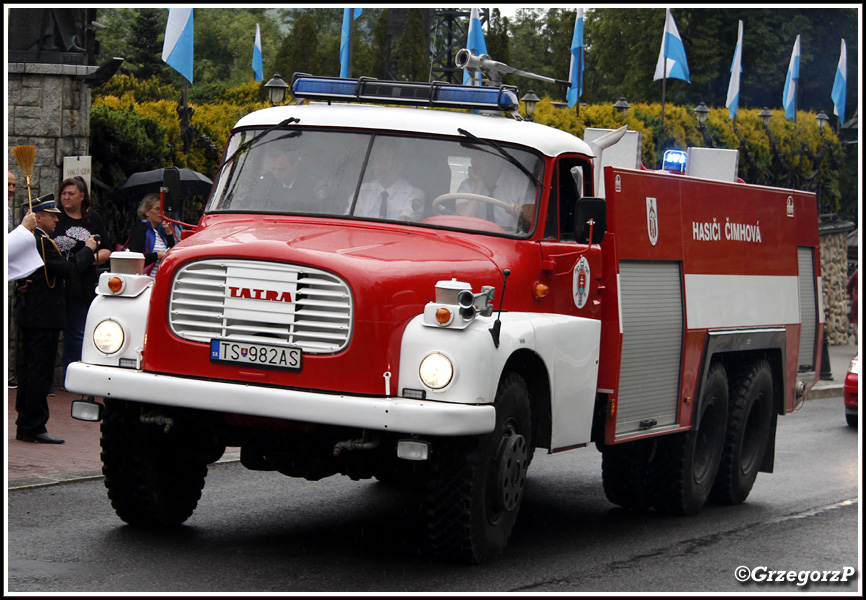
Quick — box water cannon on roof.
[455,49,570,89]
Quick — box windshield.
[207,129,544,236]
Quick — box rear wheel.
[101,398,211,527]
[711,360,773,504]
[652,363,728,515]
[426,372,532,564]
[846,413,858,428]
[602,438,656,510]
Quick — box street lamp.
[815,110,830,130]
[758,107,773,127]
[613,97,630,119]
[693,102,710,129]
[521,90,540,120]
[264,73,289,106]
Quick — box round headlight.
[93,319,125,354]
[419,352,454,389]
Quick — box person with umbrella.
[126,193,175,278]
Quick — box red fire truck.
[68,72,822,564]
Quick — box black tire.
[846,413,857,428]
[711,359,773,505]
[101,398,209,527]
[601,438,656,511]
[426,372,532,564]
[652,363,728,516]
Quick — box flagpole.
[347,13,354,78]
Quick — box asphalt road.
[5,394,860,594]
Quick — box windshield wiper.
[215,117,300,174]
[457,127,542,187]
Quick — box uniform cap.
[32,195,61,213]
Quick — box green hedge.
[91,78,846,214]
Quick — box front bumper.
[65,362,496,436]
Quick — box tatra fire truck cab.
[68,72,822,564]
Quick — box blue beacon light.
[662,149,688,174]
[291,75,519,112]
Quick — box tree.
[486,9,512,85]
[126,9,166,80]
[583,7,858,116]
[393,9,429,81]
[274,13,320,79]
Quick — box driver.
[456,152,534,232]
[253,144,302,211]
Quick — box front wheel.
[101,398,211,527]
[426,372,532,564]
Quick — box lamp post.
[815,110,830,131]
[694,102,709,129]
[613,97,630,119]
[694,102,710,146]
[521,90,540,121]
[264,73,289,106]
[758,107,773,127]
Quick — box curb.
[7,452,242,491]
[805,385,845,401]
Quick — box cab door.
[539,156,603,319]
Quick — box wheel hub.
[495,432,528,512]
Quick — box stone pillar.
[819,222,857,346]
[7,62,98,386]
[8,62,98,204]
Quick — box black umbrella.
[113,168,213,201]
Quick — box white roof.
[234,102,594,159]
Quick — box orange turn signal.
[107,276,124,293]
[435,307,452,324]
[534,282,549,300]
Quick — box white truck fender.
[398,311,601,448]
[78,274,153,370]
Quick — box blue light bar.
[662,149,688,174]
[291,74,519,112]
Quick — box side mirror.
[162,167,182,217]
[574,197,606,244]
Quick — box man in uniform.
[14,196,98,443]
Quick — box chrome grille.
[169,259,352,353]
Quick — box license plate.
[210,339,302,371]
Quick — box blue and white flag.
[726,20,744,120]
[782,34,800,120]
[463,8,488,85]
[340,8,363,78]
[252,23,263,82]
[831,39,847,124]
[567,9,585,109]
[162,7,194,83]
[653,8,690,83]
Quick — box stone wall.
[820,227,856,345]
[7,62,98,203]
[7,62,98,387]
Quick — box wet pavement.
[6,341,858,489]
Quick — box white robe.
[7,224,44,280]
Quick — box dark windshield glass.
[208,129,543,236]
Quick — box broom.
[11,145,37,211]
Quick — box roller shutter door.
[616,261,684,437]
[797,247,817,371]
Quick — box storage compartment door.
[616,260,684,437]
[797,247,818,371]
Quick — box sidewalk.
[6,342,858,489]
